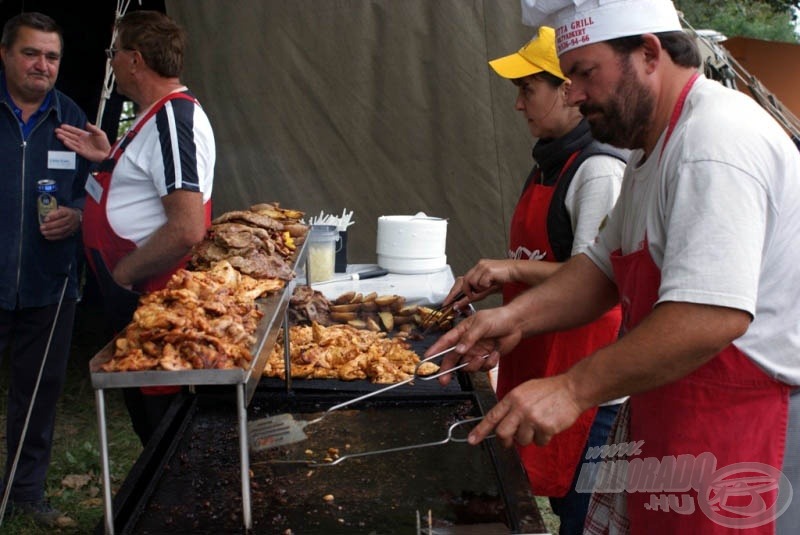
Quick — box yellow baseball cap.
[488,26,566,80]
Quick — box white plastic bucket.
[376,213,447,274]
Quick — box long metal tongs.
[270,417,492,467]
[418,292,465,336]
[248,347,490,451]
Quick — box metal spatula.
[248,347,489,451]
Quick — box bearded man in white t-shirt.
[428,1,800,533]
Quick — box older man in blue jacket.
[0,11,88,527]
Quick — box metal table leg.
[283,308,292,393]
[237,383,252,530]
[95,389,115,535]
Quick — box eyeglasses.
[105,47,134,60]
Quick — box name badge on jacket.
[85,174,103,203]
[48,150,76,170]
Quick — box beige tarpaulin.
[165,0,535,281]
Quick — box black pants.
[122,387,179,446]
[89,251,177,446]
[0,302,76,503]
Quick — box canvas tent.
[3,1,797,284]
[0,0,538,281]
[163,0,537,279]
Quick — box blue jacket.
[0,77,90,310]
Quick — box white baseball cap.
[521,0,682,55]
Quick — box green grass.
[536,496,560,534]
[0,300,141,534]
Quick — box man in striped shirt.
[56,10,215,444]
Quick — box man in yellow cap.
[430,0,800,534]
[442,26,626,534]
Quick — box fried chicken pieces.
[101,261,282,372]
[265,322,439,384]
[100,202,310,374]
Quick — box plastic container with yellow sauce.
[306,225,340,284]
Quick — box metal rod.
[283,308,292,393]
[0,271,69,525]
[316,346,458,416]
[306,417,488,467]
[237,384,252,530]
[96,389,115,534]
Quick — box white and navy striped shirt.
[107,90,215,245]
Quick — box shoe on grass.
[11,500,74,528]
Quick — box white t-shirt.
[571,155,625,406]
[107,92,215,245]
[566,154,624,256]
[586,76,800,385]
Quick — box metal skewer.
[0,270,70,525]
[265,416,495,467]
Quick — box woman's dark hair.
[606,31,701,68]
[512,70,566,89]
[532,70,566,89]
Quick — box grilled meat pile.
[289,289,456,337]
[190,202,307,280]
[288,285,331,325]
[264,322,439,383]
[102,261,284,372]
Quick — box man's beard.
[580,56,654,150]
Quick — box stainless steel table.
[89,242,307,534]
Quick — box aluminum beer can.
[37,179,58,225]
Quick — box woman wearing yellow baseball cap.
[444,26,627,535]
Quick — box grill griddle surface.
[129,398,512,534]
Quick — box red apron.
[499,153,622,497]
[609,73,789,533]
[83,91,211,295]
[610,242,789,534]
[83,91,211,395]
